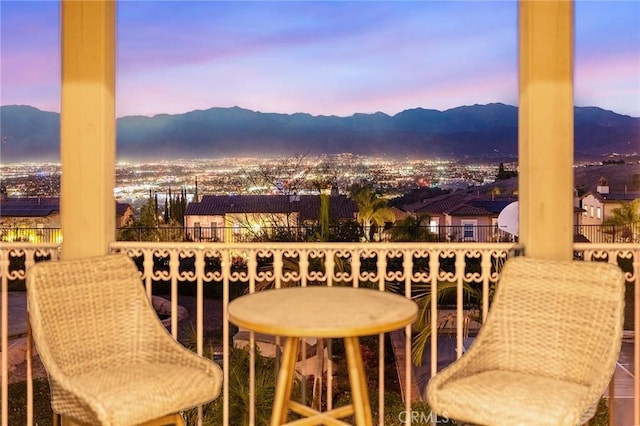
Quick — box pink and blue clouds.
[1,1,638,118]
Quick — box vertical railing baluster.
[26,320,33,426]
[1,247,9,426]
[429,250,439,380]
[326,248,334,413]
[377,249,388,425]
[143,249,154,300]
[481,251,492,323]
[169,249,179,340]
[403,248,413,426]
[195,249,204,356]
[455,251,465,359]
[632,245,639,426]
[607,250,618,426]
[222,247,231,426]
[300,248,308,288]
[25,248,35,426]
[352,249,361,288]
[247,248,257,426]
[326,248,334,288]
[194,248,205,426]
[274,249,283,290]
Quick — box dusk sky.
[1,1,639,118]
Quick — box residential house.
[580,177,640,225]
[184,194,358,242]
[0,193,133,242]
[0,196,61,229]
[579,177,640,242]
[404,192,518,242]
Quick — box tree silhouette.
[496,163,517,180]
[349,185,396,241]
[117,197,160,241]
[603,199,640,242]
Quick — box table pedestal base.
[271,336,373,426]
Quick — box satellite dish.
[498,201,519,236]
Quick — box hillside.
[468,163,640,197]
[1,103,638,162]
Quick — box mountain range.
[1,103,638,162]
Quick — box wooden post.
[518,0,574,260]
[60,0,116,259]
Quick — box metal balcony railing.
[1,241,638,426]
[6,223,639,245]
[0,228,62,244]
[576,222,640,244]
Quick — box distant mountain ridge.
[1,103,638,162]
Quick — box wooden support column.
[519,0,574,260]
[60,0,116,259]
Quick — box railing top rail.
[573,242,640,250]
[0,242,61,249]
[2,241,636,252]
[109,241,524,250]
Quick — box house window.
[464,224,474,239]
[429,219,439,234]
[461,220,477,241]
[596,207,601,220]
[583,205,588,216]
[590,206,594,218]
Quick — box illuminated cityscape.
[0,155,515,207]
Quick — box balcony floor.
[3,291,637,424]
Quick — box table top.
[228,286,418,338]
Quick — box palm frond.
[410,280,480,365]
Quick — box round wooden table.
[228,286,418,426]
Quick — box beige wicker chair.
[27,254,223,426]
[426,256,625,426]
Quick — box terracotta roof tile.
[445,204,492,216]
[0,197,131,217]
[185,195,357,221]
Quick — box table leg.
[344,336,373,426]
[271,336,300,426]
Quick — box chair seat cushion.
[428,370,590,426]
[54,362,221,426]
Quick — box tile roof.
[470,198,517,214]
[404,193,517,217]
[0,197,60,217]
[186,195,295,215]
[0,205,59,217]
[589,192,640,202]
[445,204,492,216]
[0,197,133,217]
[298,196,359,221]
[406,192,468,215]
[1,196,59,205]
[185,195,358,221]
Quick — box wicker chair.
[27,254,223,426]
[426,256,625,426]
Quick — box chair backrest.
[27,254,163,377]
[484,256,625,386]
